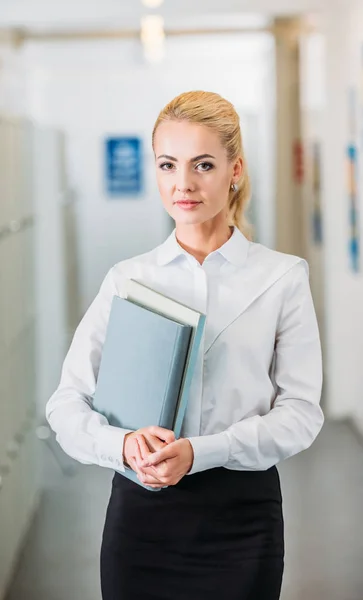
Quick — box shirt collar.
[156,226,250,267]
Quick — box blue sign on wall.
[105,137,143,197]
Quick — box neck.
[175,220,233,265]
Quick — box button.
[115,459,121,467]
[101,454,106,461]
[108,456,114,463]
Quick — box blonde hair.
[152,90,253,240]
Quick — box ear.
[232,157,243,181]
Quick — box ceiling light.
[140,14,165,63]
[142,0,165,8]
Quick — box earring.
[231,183,238,192]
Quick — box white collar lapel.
[204,244,304,354]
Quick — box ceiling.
[0,0,330,31]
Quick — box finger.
[141,443,178,467]
[137,469,166,485]
[143,434,168,453]
[130,456,163,484]
[128,437,140,460]
[128,449,150,475]
[127,457,139,473]
[135,435,152,461]
[144,483,165,490]
[134,441,165,476]
[128,458,167,488]
[133,437,145,468]
[134,439,159,477]
[147,426,175,444]
[125,441,167,483]
[134,440,167,481]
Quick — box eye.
[159,162,174,171]
[196,162,214,171]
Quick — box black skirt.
[100,466,284,600]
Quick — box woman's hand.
[137,437,194,487]
[123,426,175,488]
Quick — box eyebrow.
[157,154,216,162]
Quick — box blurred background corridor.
[0,0,363,599]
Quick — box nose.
[176,167,195,193]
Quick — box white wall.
[300,32,326,366]
[31,126,69,412]
[0,38,70,414]
[0,40,27,115]
[0,115,41,600]
[257,41,276,250]
[321,6,363,423]
[23,33,275,309]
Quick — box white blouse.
[46,226,324,477]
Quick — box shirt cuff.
[95,424,133,472]
[186,431,230,475]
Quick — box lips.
[175,200,201,210]
[176,200,201,205]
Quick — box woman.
[46,90,324,600]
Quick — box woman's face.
[154,120,241,226]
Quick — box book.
[94,296,192,431]
[94,278,206,491]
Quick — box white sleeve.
[45,266,132,472]
[187,261,324,475]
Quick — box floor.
[5,420,363,600]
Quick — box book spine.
[159,327,192,430]
[116,467,162,492]
[173,315,206,438]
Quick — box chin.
[173,214,206,226]
[170,208,206,225]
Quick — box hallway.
[5,420,363,600]
[2,1,363,598]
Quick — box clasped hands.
[123,426,194,489]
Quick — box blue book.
[94,296,192,430]
[94,278,206,491]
